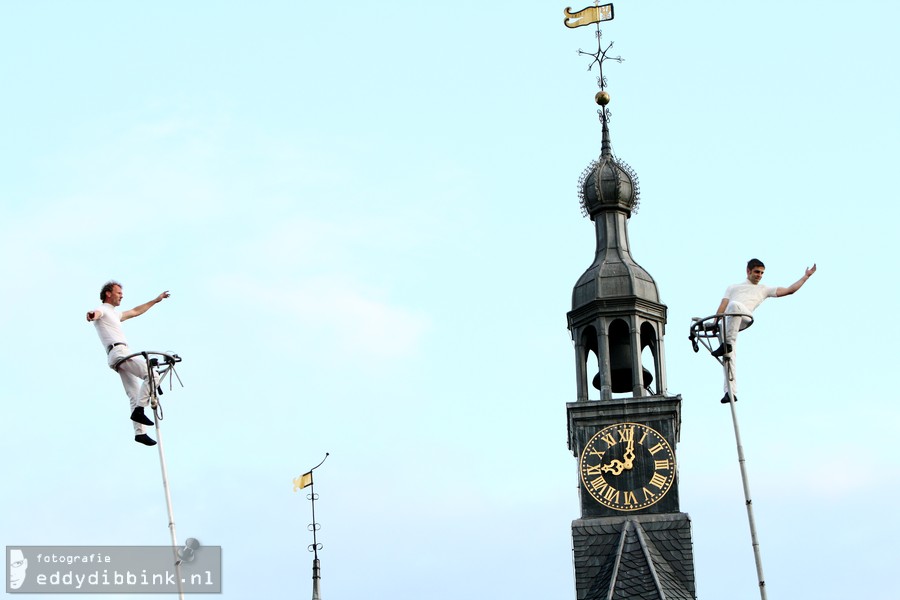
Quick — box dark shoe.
[134,434,157,446]
[720,394,738,404]
[712,343,733,358]
[131,407,154,426]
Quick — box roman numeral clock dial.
[579,423,676,511]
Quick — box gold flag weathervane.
[293,472,313,492]
[293,452,329,492]
[564,3,614,28]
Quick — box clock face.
[579,422,676,512]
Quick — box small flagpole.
[294,453,329,600]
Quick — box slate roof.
[572,513,696,600]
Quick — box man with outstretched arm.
[87,281,170,446]
[713,259,816,404]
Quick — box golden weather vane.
[564,2,614,28]
[563,1,622,94]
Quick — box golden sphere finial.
[595,91,611,106]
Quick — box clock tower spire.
[563,7,698,599]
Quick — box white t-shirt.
[723,279,778,313]
[92,302,128,349]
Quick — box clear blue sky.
[2,1,898,598]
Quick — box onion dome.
[578,91,641,219]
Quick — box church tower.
[564,13,697,600]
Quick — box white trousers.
[722,301,753,395]
[107,346,159,435]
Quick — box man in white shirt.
[87,281,170,445]
[713,259,816,403]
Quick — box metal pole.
[310,479,321,600]
[309,478,319,561]
[154,421,185,600]
[722,351,768,600]
[146,357,185,600]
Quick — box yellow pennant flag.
[564,4,614,29]
[293,472,312,492]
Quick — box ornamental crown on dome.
[578,151,640,219]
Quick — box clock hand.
[622,438,636,470]
[601,459,625,475]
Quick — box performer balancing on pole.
[712,259,816,404]
[86,281,171,446]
